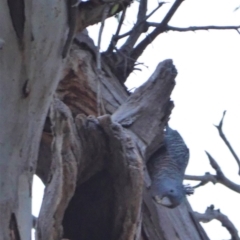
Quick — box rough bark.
[35,32,209,240]
[37,100,144,240]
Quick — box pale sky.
[33,1,240,239]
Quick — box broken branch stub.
[112,59,176,160]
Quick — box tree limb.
[103,0,183,83]
[194,205,240,240]
[104,1,240,84]
[184,152,240,193]
[103,1,168,82]
[214,111,240,175]
[118,0,148,55]
[185,172,217,188]
[107,7,127,53]
[165,25,240,32]
[96,4,110,116]
[113,1,167,41]
[131,0,184,61]
[146,23,240,33]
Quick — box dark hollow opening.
[62,170,114,240]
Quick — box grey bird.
[147,125,193,208]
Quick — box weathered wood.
[112,59,175,160]
[37,31,130,185]
[57,33,129,117]
[37,100,144,240]
[36,41,209,239]
[111,60,209,240]
[37,99,79,240]
[98,115,144,240]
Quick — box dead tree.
[1,0,239,239]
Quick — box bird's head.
[152,179,185,208]
[151,179,193,208]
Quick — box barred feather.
[147,125,191,208]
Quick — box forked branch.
[185,152,240,193]
[214,111,240,175]
[194,205,240,240]
[185,110,240,192]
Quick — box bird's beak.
[154,196,172,207]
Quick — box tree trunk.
[36,31,209,240]
[1,1,209,239]
[0,0,67,239]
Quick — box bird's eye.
[169,189,174,193]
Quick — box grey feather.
[147,125,192,208]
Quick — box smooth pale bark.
[0,0,67,238]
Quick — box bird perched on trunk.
[147,125,193,208]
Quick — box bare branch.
[194,205,240,240]
[137,0,148,21]
[131,2,240,62]
[206,151,240,193]
[104,2,240,84]
[214,111,240,175]
[146,1,167,20]
[147,22,163,27]
[118,1,169,54]
[107,7,127,53]
[161,0,183,26]
[115,30,132,40]
[185,172,217,188]
[186,110,240,193]
[96,4,110,116]
[184,152,240,193]
[147,24,240,33]
[131,0,184,62]
[118,0,148,55]
[114,1,167,42]
[103,1,168,82]
[97,5,110,68]
[166,25,240,32]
